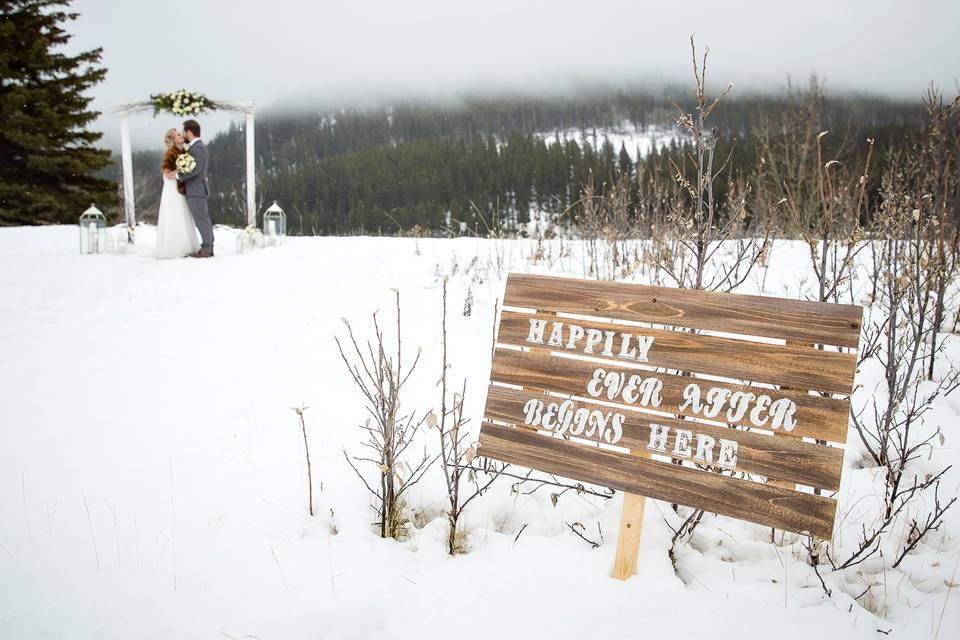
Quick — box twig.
[291,404,314,516]
[270,547,293,599]
[513,523,528,543]
[82,492,100,572]
[566,521,601,548]
[169,457,176,590]
[22,471,30,541]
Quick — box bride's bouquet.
[175,152,197,174]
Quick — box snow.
[1,225,958,639]
[536,121,681,160]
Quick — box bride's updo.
[163,128,179,149]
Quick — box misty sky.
[66,0,960,149]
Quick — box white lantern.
[79,204,107,254]
[262,201,286,244]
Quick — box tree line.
[113,88,921,235]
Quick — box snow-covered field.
[1,226,957,639]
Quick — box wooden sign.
[478,273,862,579]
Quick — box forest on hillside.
[116,83,926,236]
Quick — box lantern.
[79,204,107,254]
[262,201,286,245]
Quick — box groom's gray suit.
[178,139,213,251]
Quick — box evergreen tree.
[0,0,115,225]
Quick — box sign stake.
[612,492,646,580]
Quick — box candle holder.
[79,204,107,254]
[262,201,286,245]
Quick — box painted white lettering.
[523,398,543,425]
[587,368,605,398]
[570,407,589,435]
[693,433,716,463]
[679,383,702,413]
[542,402,558,430]
[522,396,623,444]
[673,429,693,457]
[601,330,616,358]
[637,377,663,407]
[566,324,585,349]
[603,370,624,401]
[726,391,755,423]
[606,413,624,444]
[635,335,654,362]
[526,319,546,344]
[618,333,637,360]
[555,399,575,434]
[584,410,607,439]
[547,322,564,347]
[768,398,797,431]
[647,423,670,451]
[622,374,642,404]
[525,320,655,363]
[750,394,772,427]
[717,439,739,468]
[703,387,732,418]
[585,328,604,354]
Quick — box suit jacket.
[178,139,209,198]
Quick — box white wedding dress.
[154,176,201,258]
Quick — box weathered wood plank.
[479,423,837,538]
[483,385,844,491]
[497,310,857,395]
[503,273,863,348]
[490,348,850,443]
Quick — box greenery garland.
[149,89,221,117]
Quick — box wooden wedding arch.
[115,95,257,230]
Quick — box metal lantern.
[262,201,286,244]
[79,204,107,254]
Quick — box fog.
[67,0,960,149]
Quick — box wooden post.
[244,104,256,228]
[119,109,136,235]
[612,492,646,580]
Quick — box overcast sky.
[67,0,960,149]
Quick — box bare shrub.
[826,163,959,582]
[650,37,768,292]
[432,279,500,554]
[336,291,434,539]
[572,174,638,281]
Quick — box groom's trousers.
[187,197,214,250]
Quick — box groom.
[166,119,213,257]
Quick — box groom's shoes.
[189,248,214,258]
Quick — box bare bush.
[336,291,434,539]
[432,279,501,554]
[831,165,959,576]
[915,89,960,379]
[650,37,768,292]
[572,174,638,281]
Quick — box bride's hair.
[163,128,179,149]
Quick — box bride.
[154,128,201,258]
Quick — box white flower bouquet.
[175,152,197,174]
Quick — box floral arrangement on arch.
[149,89,221,117]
